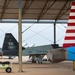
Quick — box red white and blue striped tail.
[63,2,75,48]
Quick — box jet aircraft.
[0,33,57,63]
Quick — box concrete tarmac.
[0,61,75,75]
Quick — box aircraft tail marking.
[63,2,75,48]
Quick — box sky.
[0,22,67,48]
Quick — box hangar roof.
[0,0,74,20]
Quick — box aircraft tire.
[32,59,36,63]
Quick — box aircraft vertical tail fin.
[2,33,19,50]
[2,33,25,56]
[63,2,75,48]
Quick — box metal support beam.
[37,0,56,20]
[58,7,71,19]
[55,0,69,20]
[37,0,49,20]
[54,21,56,44]
[1,0,11,19]
[1,0,7,19]
[18,0,23,72]
[22,0,33,17]
[0,20,68,24]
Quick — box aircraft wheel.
[5,67,12,73]
[32,59,36,63]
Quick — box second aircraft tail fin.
[63,2,75,48]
